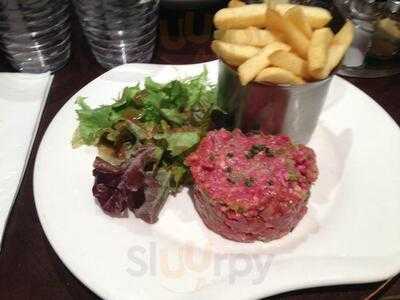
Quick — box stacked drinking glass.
[73,0,160,69]
[0,0,71,73]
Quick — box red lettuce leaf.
[92,146,172,223]
[92,147,155,215]
[133,168,172,224]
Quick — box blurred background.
[0,0,399,77]
[0,0,226,71]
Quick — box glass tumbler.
[72,0,160,69]
[0,0,71,73]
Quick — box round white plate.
[34,60,400,300]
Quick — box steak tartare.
[185,129,318,243]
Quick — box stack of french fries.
[212,1,354,86]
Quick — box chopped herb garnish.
[230,203,244,213]
[287,171,299,181]
[235,206,245,213]
[209,154,215,161]
[244,177,255,187]
[246,144,267,159]
[266,180,273,186]
[226,152,234,158]
[224,166,233,173]
[253,144,267,151]
[265,147,275,157]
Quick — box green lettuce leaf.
[73,97,121,146]
[154,131,200,156]
[142,91,163,122]
[125,120,150,140]
[185,69,208,108]
[144,77,164,91]
[169,164,187,189]
[162,80,186,110]
[118,85,140,107]
[160,108,187,126]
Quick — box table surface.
[0,7,400,300]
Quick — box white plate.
[34,61,400,300]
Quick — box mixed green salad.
[72,70,218,223]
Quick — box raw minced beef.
[185,129,318,243]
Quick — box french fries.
[285,6,312,39]
[308,27,334,75]
[211,40,260,66]
[255,67,305,85]
[312,21,354,79]
[214,4,333,30]
[238,42,290,85]
[264,7,285,32]
[265,8,310,59]
[264,0,290,4]
[212,2,354,85]
[269,50,310,79]
[228,0,246,8]
[214,4,268,29]
[214,27,280,47]
[274,4,333,28]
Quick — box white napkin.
[0,72,53,250]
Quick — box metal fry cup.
[214,61,333,144]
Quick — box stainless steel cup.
[215,61,333,144]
